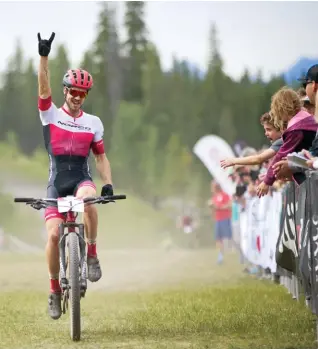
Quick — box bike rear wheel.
[68,232,81,341]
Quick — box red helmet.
[62,69,93,91]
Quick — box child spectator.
[257,87,318,197]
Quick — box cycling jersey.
[38,96,105,221]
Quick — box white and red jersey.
[38,96,105,182]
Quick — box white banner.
[269,191,282,273]
[240,191,282,272]
[193,135,236,196]
[258,195,271,269]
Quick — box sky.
[1,1,318,81]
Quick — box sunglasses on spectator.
[67,88,88,99]
[303,80,313,89]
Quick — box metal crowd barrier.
[267,171,318,342]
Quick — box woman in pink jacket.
[257,87,318,197]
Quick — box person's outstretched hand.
[220,158,235,169]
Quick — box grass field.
[0,143,316,348]
[0,249,316,349]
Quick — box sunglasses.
[67,88,88,99]
[302,80,313,89]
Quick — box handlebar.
[13,195,126,210]
[83,195,126,203]
[14,198,36,203]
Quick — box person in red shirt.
[209,181,232,264]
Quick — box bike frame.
[59,210,88,310]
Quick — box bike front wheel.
[68,232,81,341]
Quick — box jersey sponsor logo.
[57,120,91,132]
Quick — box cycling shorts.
[44,170,96,222]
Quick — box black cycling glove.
[37,32,55,57]
[101,184,114,197]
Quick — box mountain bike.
[14,194,126,341]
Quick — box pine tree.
[0,40,25,142]
[123,1,147,102]
[91,2,121,150]
[208,22,222,72]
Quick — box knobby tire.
[68,232,81,341]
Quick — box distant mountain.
[165,57,318,85]
[283,57,318,85]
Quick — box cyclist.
[37,33,114,320]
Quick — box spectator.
[298,64,318,108]
[208,181,232,264]
[272,68,318,180]
[257,87,318,197]
[220,112,282,169]
[298,65,318,155]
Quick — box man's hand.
[256,181,269,198]
[101,184,114,197]
[302,149,313,159]
[306,159,315,169]
[220,158,235,169]
[38,32,55,57]
[301,149,316,169]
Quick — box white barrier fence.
[240,190,282,274]
[240,179,318,340]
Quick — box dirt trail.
[0,248,241,293]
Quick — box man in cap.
[299,64,318,106]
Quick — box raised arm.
[37,32,55,98]
[220,148,276,168]
[37,32,56,122]
[38,57,51,99]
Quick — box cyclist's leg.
[44,185,65,320]
[45,216,64,290]
[76,181,97,249]
[75,180,101,282]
